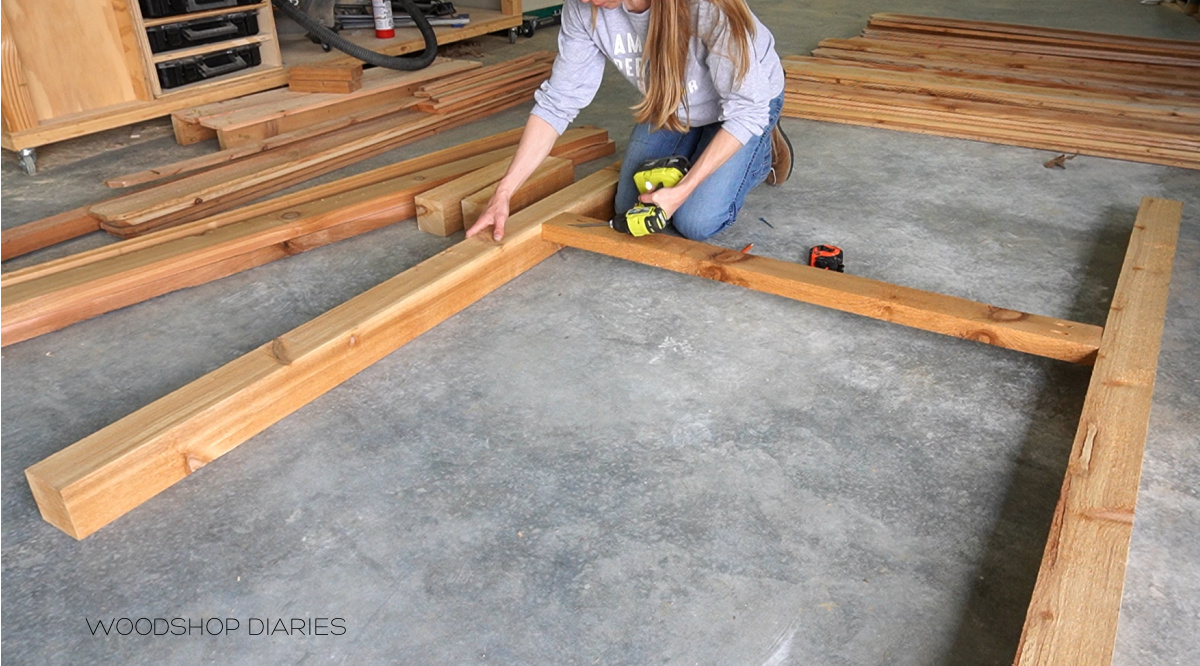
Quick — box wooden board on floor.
[1,207,100,262]
[1015,197,1183,666]
[542,213,1104,365]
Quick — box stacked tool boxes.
[139,0,271,90]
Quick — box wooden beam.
[288,63,363,94]
[1015,197,1183,666]
[171,114,216,146]
[24,165,619,540]
[782,97,1200,170]
[1,207,101,262]
[416,159,511,236]
[461,156,575,230]
[91,110,437,228]
[542,214,1104,364]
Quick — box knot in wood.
[987,306,1026,322]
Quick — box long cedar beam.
[93,89,544,235]
[24,165,620,540]
[542,213,1103,364]
[1015,197,1183,666]
[1,208,101,262]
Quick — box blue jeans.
[615,92,784,241]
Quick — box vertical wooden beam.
[24,165,619,540]
[1015,197,1183,666]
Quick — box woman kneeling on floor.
[465,0,793,242]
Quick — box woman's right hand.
[465,189,512,242]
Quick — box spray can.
[372,0,395,39]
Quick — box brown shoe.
[766,122,793,186]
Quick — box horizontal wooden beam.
[1015,197,1183,666]
[1,208,101,262]
[542,214,1103,364]
[24,165,620,540]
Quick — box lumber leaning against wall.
[25,166,620,540]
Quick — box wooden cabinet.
[1,0,524,170]
[2,0,287,161]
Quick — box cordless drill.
[610,156,690,237]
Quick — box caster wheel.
[17,148,37,176]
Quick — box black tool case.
[156,44,262,89]
[139,0,259,20]
[145,12,259,54]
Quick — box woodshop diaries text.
[85,617,347,636]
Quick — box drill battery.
[609,156,690,237]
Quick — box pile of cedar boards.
[53,55,559,243]
[1,127,616,347]
[782,14,1200,169]
[1,55,562,260]
[413,51,555,115]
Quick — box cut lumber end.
[415,196,453,236]
[25,467,85,540]
[172,114,216,146]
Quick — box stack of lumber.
[288,63,364,94]
[172,59,480,149]
[3,54,563,261]
[782,14,1200,169]
[1,127,614,347]
[413,51,555,115]
[73,61,559,240]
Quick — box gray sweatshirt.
[530,0,785,145]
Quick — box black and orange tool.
[808,245,844,272]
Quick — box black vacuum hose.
[272,0,438,70]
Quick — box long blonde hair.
[596,0,756,132]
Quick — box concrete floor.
[2,1,1197,664]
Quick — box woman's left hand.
[638,183,692,220]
